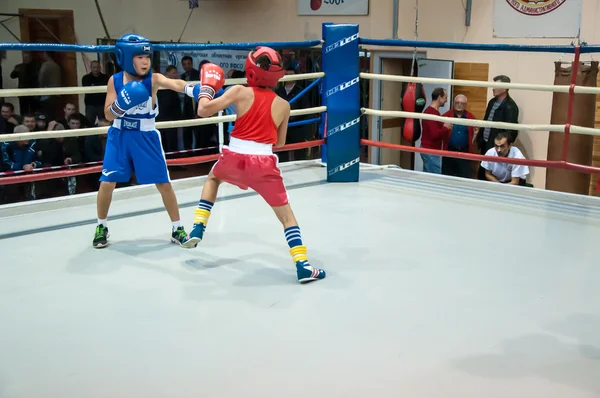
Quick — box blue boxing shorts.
[100,126,170,184]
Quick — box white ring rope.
[0,72,325,98]
[361,108,600,137]
[360,72,600,95]
[0,106,327,142]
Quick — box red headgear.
[245,46,286,88]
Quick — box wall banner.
[298,0,369,16]
[494,0,583,38]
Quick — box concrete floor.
[1,161,599,398]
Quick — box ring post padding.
[322,23,360,183]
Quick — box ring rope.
[0,145,221,177]
[0,140,325,185]
[361,108,600,137]
[0,40,324,52]
[0,72,325,98]
[0,106,327,142]
[360,72,600,95]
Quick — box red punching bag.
[401,82,427,142]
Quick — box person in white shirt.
[480,130,529,185]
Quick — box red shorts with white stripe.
[212,147,289,207]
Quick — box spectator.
[223,70,246,143]
[275,67,311,162]
[9,52,40,114]
[1,125,40,201]
[38,121,81,196]
[180,56,200,151]
[157,65,182,153]
[1,102,20,135]
[38,52,62,120]
[420,87,452,174]
[476,75,519,179]
[442,94,478,178]
[480,130,529,186]
[21,114,37,131]
[82,60,109,125]
[55,102,92,129]
[84,117,106,163]
[35,114,49,131]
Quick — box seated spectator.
[1,102,20,135]
[38,122,80,196]
[55,102,93,129]
[156,65,182,154]
[1,125,40,171]
[21,114,37,132]
[35,114,48,131]
[1,125,40,201]
[480,130,529,186]
[83,117,107,163]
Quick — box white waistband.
[227,137,273,155]
[112,117,156,131]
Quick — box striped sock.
[194,199,214,228]
[285,226,309,265]
[284,226,302,248]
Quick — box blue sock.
[284,226,303,248]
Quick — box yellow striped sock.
[290,245,309,263]
[194,208,211,226]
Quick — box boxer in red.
[182,46,326,284]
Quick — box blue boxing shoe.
[182,222,204,248]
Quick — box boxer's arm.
[275,103,291,148]
[197,85,241,118]
[103,76,118,121]
[154,73,188,92]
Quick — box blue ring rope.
[288,117,321,128]
[0,40,323,53]
[289,78,321,105]
[359,38,600,54]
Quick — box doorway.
[19,8,78,118]
[369,52,454,170]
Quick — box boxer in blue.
[93,34,203,248]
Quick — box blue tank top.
[112,72,159,132]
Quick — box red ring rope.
[361,139,600,175]
[0,140,325,185]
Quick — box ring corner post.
[322,22,360,183]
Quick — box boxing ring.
[1,24,600,398]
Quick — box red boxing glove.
[199,63,225,101]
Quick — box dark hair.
[231,70,245,79]
[165,65,178,73]
[23,113,36,120]
[1,102,14,111]
[431,87,446,101]
[494,130,512,143]
[182,56,193,63]
[285,66,297,73]
[68,113,82,123]
[494,75,511,83]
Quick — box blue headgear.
[115,34,153,77]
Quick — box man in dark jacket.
[475,74,519,179]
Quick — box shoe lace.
[95,225,105,239]
[175,227,188,240]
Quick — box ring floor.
[1,162,599,398]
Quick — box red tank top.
[231,88,278,144]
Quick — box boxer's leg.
[271,204,326,283]
[94,127,132,248]
[183,171,222,247]
[252,155,325,283]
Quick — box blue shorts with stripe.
[100,126,170,184]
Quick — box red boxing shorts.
[212,147,289,207]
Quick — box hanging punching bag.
[401,82,427,142]
[546,61,598,194]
